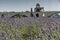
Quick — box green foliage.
[20,25,40,40]
[11,14,23,18]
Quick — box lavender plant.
[0,17,60,40]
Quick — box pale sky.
[0,0,60,12]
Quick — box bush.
[20,25,40,40]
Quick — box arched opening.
[36,13,39,17]
[1,14,4,18]
[22,15,27,17]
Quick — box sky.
[0,0,60,12]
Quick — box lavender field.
[0,17,60,40]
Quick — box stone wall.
[0,11,60,18]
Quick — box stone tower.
[34,3,44,17]
[31,8,33,17]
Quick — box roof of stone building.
[36,3,40,6]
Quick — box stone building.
[33,3,45,17]
[0,3,60,18]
